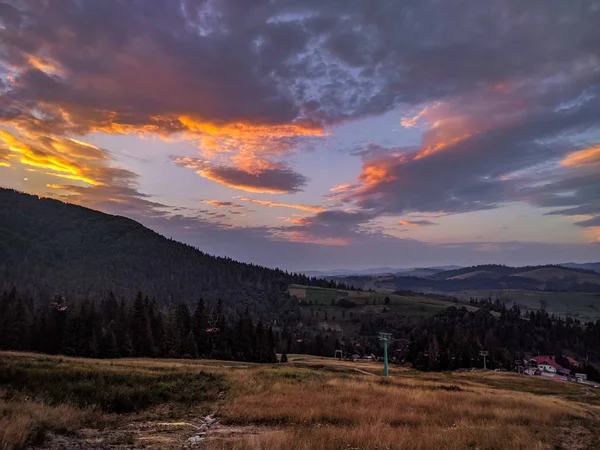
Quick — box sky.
[0,0,599,271]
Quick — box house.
[529,356,569,375]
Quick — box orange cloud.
[178,116,324,139]
[178,115,326,171]
[329,183,356,193]
[0,144,10,167]
[173,156,307,194]
[360,158,400,186]
[236,197,325,213]
[27,55,63,75]
[561,146,600,167]
[399,219,436,227]
[0,130,107,185]
[413,131,474,160]
[202,200,245,208]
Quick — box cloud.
[274,209,378,245]
[0,128,128,186]
[236,196,325,213]
[0,127,176,221]
[573,216,600,228]
[44,183,170,218]
[337,62,600,225]
[0,142,10,167]
[202,200,245,209]
[173,156,307,193]
[1,0,600,266]
[399,220,437,227]
[3,1,598,156]
[561,146,600,168]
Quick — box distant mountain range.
[560,262,600,273]
[329,263,600,293]
[302,262,600,279]
[301,266,462,277]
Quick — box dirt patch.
[191,425,284,448]
[555,415,600,450]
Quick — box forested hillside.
[0,189,340,316]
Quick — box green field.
[289,285,476,335]
[450,289,600,322]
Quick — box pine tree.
[183,331,199,358]
[130,292,154,356]
[192,297,209,357]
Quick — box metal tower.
[379,332,392,376]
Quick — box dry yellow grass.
[214,366,587,450]
[1,352,599,449]
[0,398,95,450]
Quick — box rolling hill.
[511,267,600,283]
[330,265,600,300]
[0,188,325,315]
[432,264,600,283]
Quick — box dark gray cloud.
[526,170,600,223]
[338,70,600,226]
[172,156,307,193]
[278,210,378,243]
[575,216,600,227]
[2,0,600,132]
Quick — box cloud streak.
[399,220,437,227]
[236,197,325,213]
[202,200,245,209]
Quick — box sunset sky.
[1,0,599,270]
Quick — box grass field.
[1,351,600,449]
[450,289,600,322]
[289,284,477,335]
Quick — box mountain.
[332,264,600,293]
[560,262,600,273]
[0,188,330,315]
[301,265,462,277]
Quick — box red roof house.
[530,356,570,375]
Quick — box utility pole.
[379,332,392,376]
[479,350,489,370]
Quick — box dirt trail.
[353,367,377,376]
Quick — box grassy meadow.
[450,289,600,322]
[290,284,474,335]
[2,352,600,449]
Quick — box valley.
[2,189,600,449]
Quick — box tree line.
[399,304,600,380]
[277,301,600,381]
[0,288,276,362]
